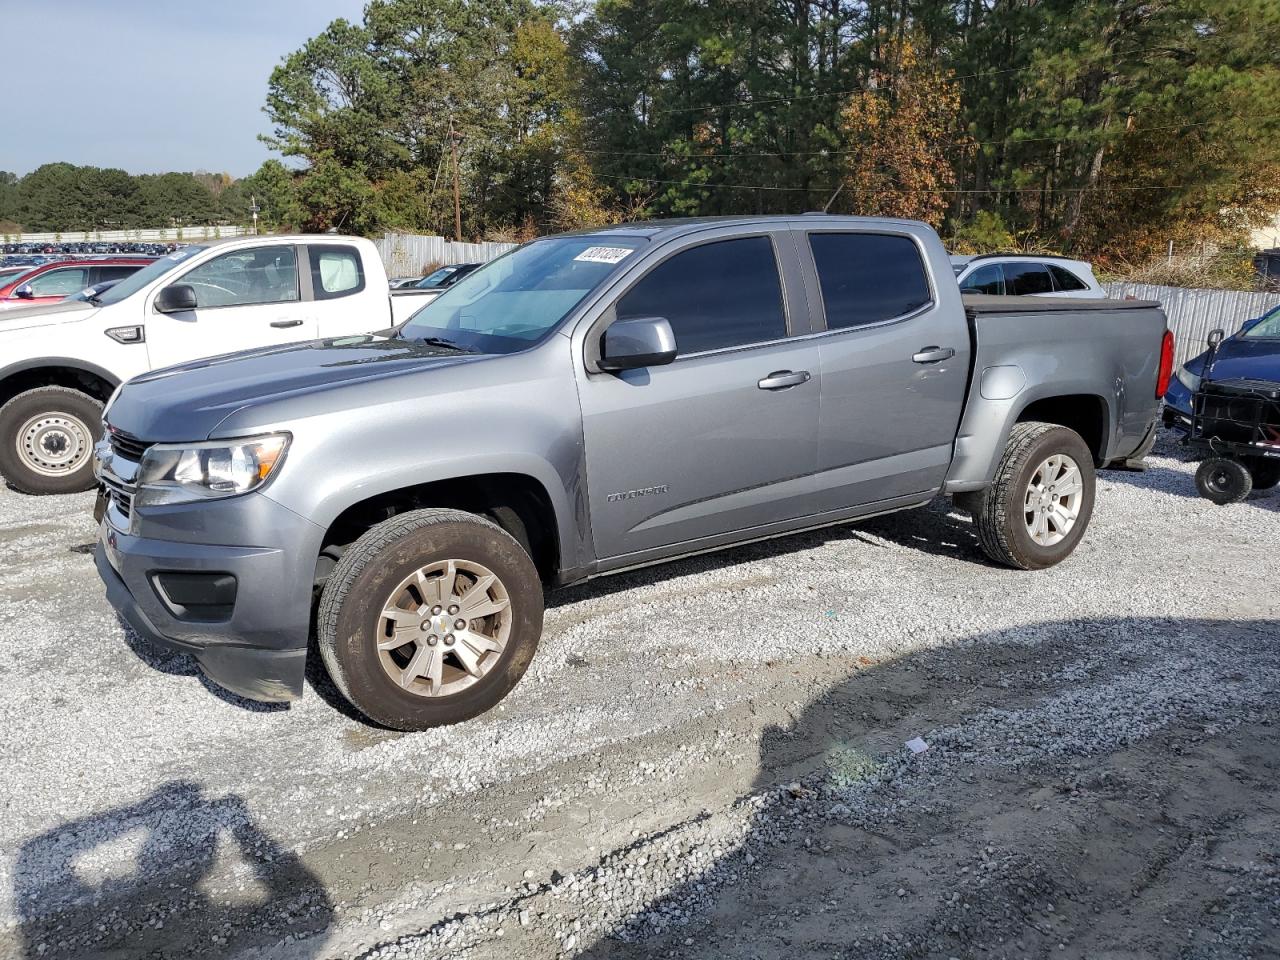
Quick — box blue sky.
[2,0,367,177]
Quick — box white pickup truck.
[0,234,408,494]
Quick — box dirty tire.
[971,421,1096,570]
[0,387,103,495]
[1195,458,1253,505]
[317,508,544,730]
[1243,456,1280,491]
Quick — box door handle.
[270,319,303,328]
[912,346,955,364]
[757,370,811,390]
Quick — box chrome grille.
[100,474,134,520]
[108,430,152,461]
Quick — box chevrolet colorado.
[94,216,1173,729]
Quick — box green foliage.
[948,211,1016,254]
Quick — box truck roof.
[559,213,938,240]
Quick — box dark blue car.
[1164,303,1280,429]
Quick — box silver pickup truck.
[93,216,1173,730]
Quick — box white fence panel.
[4,226,247,243]
[375,232,517,278]
[1103,282,1280,365]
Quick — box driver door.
[146,244,315,368]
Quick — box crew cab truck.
[0,235,390,495]
[94,216,1173,730]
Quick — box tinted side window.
[960,263,1004,295]
[180,246,300,308]
[91,265,142,284]
[1049,264,1089,292]
[1004,262,1053,296]
[808,233,932,329]
[616,237,786,354]
[308,245,365,300]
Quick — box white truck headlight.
[135,434,289,506]
[1175,366,1200,392]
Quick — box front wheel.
[970,422,1097,570]
[317,508,544,730]
[1195,458,1252,504]
[0,386,103,495]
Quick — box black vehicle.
[411,262,481,289]
[1186,328,1280,504]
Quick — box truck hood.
[108,335,481,442]
[1184,337,1280,381]
[0,299,98,330]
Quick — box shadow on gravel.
[14,781,333,959]
[549,503,989,612]
[114,614,289,714]
[578,615,1280,960]
[1105,461,1280,510]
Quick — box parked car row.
[2,241,184,257]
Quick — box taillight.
[1155,329,1175,398]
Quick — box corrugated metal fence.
[375,232,516,278]
[1103,282,1280,365]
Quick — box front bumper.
[94,491,324,703]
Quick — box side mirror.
[1206,328,1225,348]
[598,316,677,372]
[154,283,198,314]
[13,284,34,300]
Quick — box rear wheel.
[0,387,103,495]
[1243,456,1280,491]
[1195,458,1252,504]
[970,422,1096,570]
[317,508,544,730]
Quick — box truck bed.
[945,294,1170,492]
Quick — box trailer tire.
[971,422,1096,570]
[0,387,103,495]
[1195,458,1253,504]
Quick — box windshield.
[415,266,459,288]
[1242,305,1280,339]
[93,245,205,306]
[399,236,645,354]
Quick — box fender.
[0,356,121,393]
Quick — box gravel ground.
[0,430,1277,960]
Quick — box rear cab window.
[615,236,787,354]
[807,232,933,329]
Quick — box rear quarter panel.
[945,300,1167,491]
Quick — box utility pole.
[249,195,260,236]
[449,119,464,243]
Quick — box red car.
[0,258,155,310]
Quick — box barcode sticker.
[574,246,633,264]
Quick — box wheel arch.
[0,358,120,410]
[315,471,563,586]
[1013,393,1111,465]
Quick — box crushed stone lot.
[1,430,1278,960]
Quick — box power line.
[594,171,1206,196]
[575,112,1280,162]
[644,63,1030,116]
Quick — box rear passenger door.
[577,229,821,563]
[802,229,971,511]
[304,243,372,337]
[1003,261,1054,297]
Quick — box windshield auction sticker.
[574,246,634,264]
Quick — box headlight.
[135,434,289,506]
[1175,367,1200,392]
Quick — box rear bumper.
[94,494,323,703]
